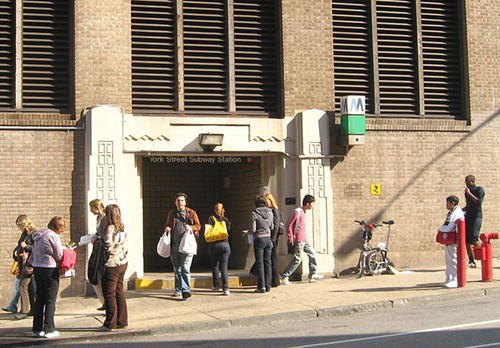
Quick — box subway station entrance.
[142,155,264,272]
[85,106,334,282]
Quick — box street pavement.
[1,259,500,347]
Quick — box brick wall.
[0,130,86,300]
[74,0,132,114]
[329,0,500,273]
[281,0,335,115]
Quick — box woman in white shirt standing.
[99,204,128,331]
[439,195,465,288]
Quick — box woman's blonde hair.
[89,199,105,213]
[15,215,36,234]
[264,193,279,209]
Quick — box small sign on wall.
[371,184,381,195]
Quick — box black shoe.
[97,305,106,311]
[265,287,271,292]
[182,292,192,299]
[254,288,265,293]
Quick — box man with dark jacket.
[463,175,485,268]
[164,192,201,299]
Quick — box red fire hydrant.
[473,232,499,281]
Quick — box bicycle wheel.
[355,252,365,277]
[366,250,385,275]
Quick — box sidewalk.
[2,260,500,347]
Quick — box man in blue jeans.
[280,194,324,284]
[164,192,201,299]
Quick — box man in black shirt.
[463,175,485,268]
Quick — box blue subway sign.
[340,95,365,116]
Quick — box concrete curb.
[0,328,152,347]
[3,285,500,346]
[150,285,500,336]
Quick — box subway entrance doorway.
[143,155,261,272]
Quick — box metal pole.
[457,218,467,287]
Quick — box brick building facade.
[0,1,499,301]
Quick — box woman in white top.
[439,195,465,288]
[99,204,128,331]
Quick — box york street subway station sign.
[147,156,252,165]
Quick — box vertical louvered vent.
[332,1,372,113]
[132,0,176,112]
[376,0,417,114]
[0,1,13,108]
[234,0,278,114]
[183,0,227,111]
[22,0,70,111]
[421,0,461,117]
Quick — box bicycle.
[354,219,395,277]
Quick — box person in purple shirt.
[29,216,65,339]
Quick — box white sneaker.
[281,276,291,285]
[443,281,458,288]
[310,273,324,280]
[223,289,230,296]
[32,331,45,338]
[44,330,60,339]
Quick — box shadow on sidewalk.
[329,283,442,293]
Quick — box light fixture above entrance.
[198,133,224,152]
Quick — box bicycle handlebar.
[354,220,383,228]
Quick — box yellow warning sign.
[371,184,381,195]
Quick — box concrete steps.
[134,271,257,290]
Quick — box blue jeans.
[208,241,231,290]
[170,244,194,294]
[253,237,272,290]
[5,277,21,312]
[282,242,318,278]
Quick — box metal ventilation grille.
[376,0,417,115]
[421,0,461,117]
[332,1,372,114]
[183,0,227,111]
[0,1,13,108]
[22,0,70,111]
[132,0,176,112]
[234,0,278,114]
